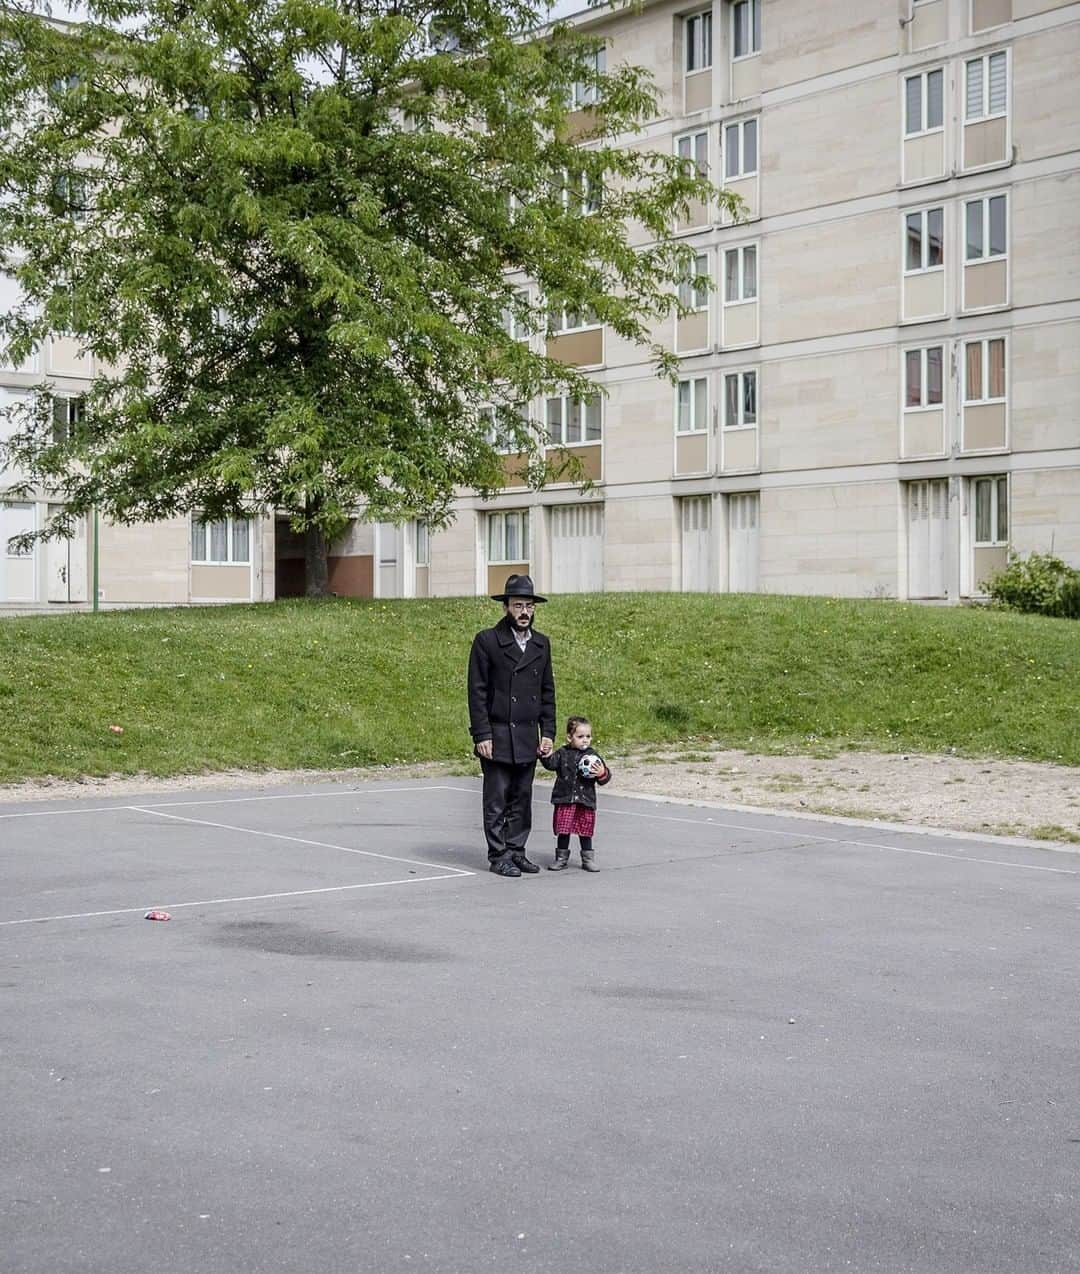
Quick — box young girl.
[540,716,612,872]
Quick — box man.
[467,574,556,877]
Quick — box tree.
[0,0,726,595]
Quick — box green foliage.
[984,551,1080,619]
[0,0,729,562]
[0,593,1077,785]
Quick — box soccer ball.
[578,754,600,780]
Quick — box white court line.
[0,785,452,820]
[0,874,467,928]
[436,783,1080,878]
[130,806,474,875]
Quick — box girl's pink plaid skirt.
[553,803,595,837]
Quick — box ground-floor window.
[191,514,251,564]
[973,474,1007,545]
[487,510,529,563]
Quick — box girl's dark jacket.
[467,615,557,764]
[539,746,612,810]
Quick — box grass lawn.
[0,593,1077,784]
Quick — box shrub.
[984,551,1080,618]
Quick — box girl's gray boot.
[580,849,599,872]
[548,848,570,871]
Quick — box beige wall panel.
[602,380,677,485]
[487,561,527,596]
[722,175,757,224]
[761,346,899,471]
[413,565,429,598]
[554,444,603,483]
[763,80,896,215]
[903,133,946,184]
[599,6,676,117]
[902,409,945,458]
[560,109,600,144]
[99,517,190,604]
[675,432,708,475]
[546,328,603,367]
[500,452,529,489]
[684,72,711,113]
[730,57,761,101]
[191,564,251,600]
[677,198,710,232]
[1013,25,1080,162]
[3,558,35,601]
[1010,322,1080,452]
[1010,467,1080,564]
[909,0,946,50]
[604,496,677,591]
[764,212,896,344]
[1012,172,1080,309]
[47,336,92,377]
[429,510,477,596]
[963,118,1008,169]
[903,270,946,320]
[962,403,1007,451]
[963,258,1008,310]
[972,0,1012,28]
[721,427,757,471]
[973,545,1008,590]
[762,2,896,88]
[1014,0,1074,15]
[677,310,708,352]
[723,302,758,348]
[759,482,899,598]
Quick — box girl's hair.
[565,715,591,735]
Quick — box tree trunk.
[304,522,330,598]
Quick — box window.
[547,303,599,335]
[965,194,1006,260]
[51,395,85,443]
[973,475,1007,545]
[724,117,758,179]
[685,10,712,73]
[546,395,602,446]
[904,69,944,136]
[678,253,710,311]
[905,207,944,272]
[569,45,606,110]
[732,0,761,58]
[723,370,756,427]
[563,168,602,215]
[676,129,709,178]
[49,172,89,222]
[724,245,757,302]
[483,403,529,452]
[415,521,430,566]
[488,510,529,563]
[965,51,1007,120]
[963,337,1006,402]
[500,289,530,341]
[676,377,709,433]
[905,346,944,408]
[191,515,251,564]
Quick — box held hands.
[538,737,554,758]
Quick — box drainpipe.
[92,505,99,613]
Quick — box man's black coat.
[468,615,557,764]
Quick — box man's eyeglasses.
[508,601,535,613]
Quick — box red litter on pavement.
[144,910,171,922]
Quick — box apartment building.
[2,0,1078,608]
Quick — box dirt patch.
[0,751,1077,846]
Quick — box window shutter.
[966,60,983,118]
[988,53,1007,114]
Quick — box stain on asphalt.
[210,920,449,963]
[587,984,714,1005]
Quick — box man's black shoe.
[489,859,522,877]
[510,853,541,874]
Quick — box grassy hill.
[0,593,1076,784]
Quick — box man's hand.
[476,740,493,759]
[538,737,554,758]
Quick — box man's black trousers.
[479,758,536,862]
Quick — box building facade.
[2,0,1078,609]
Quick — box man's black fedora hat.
[491,573,547,603]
